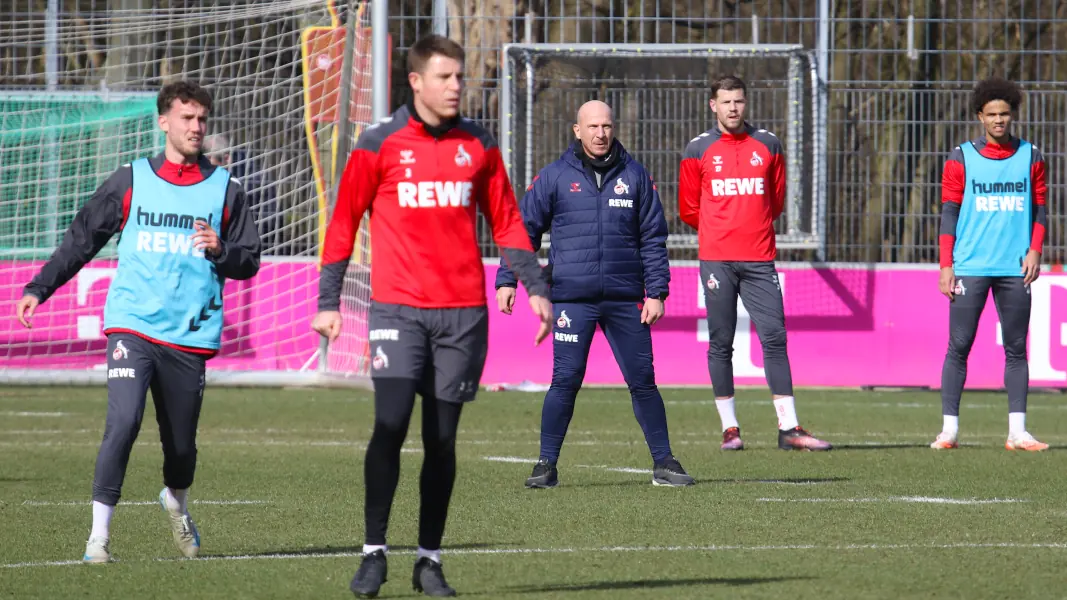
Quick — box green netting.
[0,94,162,258]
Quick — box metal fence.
[390,0,1067,264]
[4,1,1067,264]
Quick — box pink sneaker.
[778,426,832,451]
[721,427,744,451]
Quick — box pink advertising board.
[3,260,1067,390]
[483,263,1067,390]
[2,259,321,371]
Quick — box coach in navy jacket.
[494,141,670,301]
[495,100,693,488]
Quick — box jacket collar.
[562,139,629,169]
[561,139,630,191]
[404,100,460,138]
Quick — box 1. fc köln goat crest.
[454,144,472,167]
[372,346,389,370]
[613,178,629,195]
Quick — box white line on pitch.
[481,457,836,481]
[21,500,270,507]
[576,464,651,474]
[481,456,649,474]
[0,440,424,452]
[5,541,1067,569]
[0,411,69,417]
[757,497,1028,505]
[481,456,531,464]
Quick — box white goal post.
[498,43,826,254]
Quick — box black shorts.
[367,301,489,403]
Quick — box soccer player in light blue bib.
[934,77,1048,451]
[16,81,261,563]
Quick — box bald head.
[576,100,613,126]
[573,100,615,158]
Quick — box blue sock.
[631,387,672,462]
[539,386,578,463]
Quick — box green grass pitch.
[2,385,1066,599]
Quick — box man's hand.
[939,266,956,301]
[311,310,343,342]
[191,220,221,257]
[15,294,39,329]
[1022,249,1041,285]
[641,298,665,326]
[496,286,517,315]
[528,295,552,345]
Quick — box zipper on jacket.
[584,169,605,298]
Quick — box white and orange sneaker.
[930,432,958,449]
[1005,432,1049,452]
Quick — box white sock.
[90,501,113,539]
[942,415,959,436]
[362,544,387,556]
[417,547,442,564]
[164,487,188,513]
[715,397,739,431]
[773,396,799,430]
[1008,412,1026,437]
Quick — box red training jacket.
[678,122,786,261]
[319,104,535,310]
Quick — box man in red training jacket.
[678,75,831,453]
[312,35,552,598]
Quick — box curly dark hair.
[157,80,213,115]
[973,77,1022,114]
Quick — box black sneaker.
[412,557,457,597]
[350,549,387,598]
[524,459,558,488]
[652,455,695,486]
[777,426,832,451]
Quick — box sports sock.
[164,487,187,513]
[942,415,959,436]
[417,547,442,564]
[90,500,113,539]
[1008,412,1026,437]
[362,544,387,556]
[773,396,799,430]
[715,397,739,431]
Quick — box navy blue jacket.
[496,141,670,302]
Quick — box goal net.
[0,0,374,387]
[499,43,824,257]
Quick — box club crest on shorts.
[613,178,629,195]
[112,340,129,361]
[556,310,572,329]
[706,274,720,291]
[372,346,389,370]
[954,279,967,297]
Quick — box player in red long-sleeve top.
[678,75,830,453]
[312,36,552,597]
